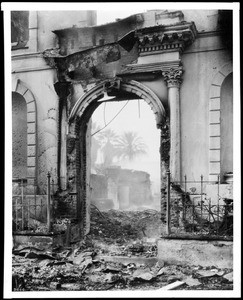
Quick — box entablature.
[119,60,181,76]
[136,22,197,55]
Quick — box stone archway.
[67,78,167,235]
[12,79,37,190]
[69,79,166,128]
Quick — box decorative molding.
[12,52,42,60]
[208,61,233,182]
[119,60,181,76]
[69,78,166,128]
[136,22,197,55]
[12,66,54,74]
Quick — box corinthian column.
[162,66,183,183]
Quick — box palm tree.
[95,129,120,168]
[115,131,148,162]
[90,121,102,170]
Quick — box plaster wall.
[37,11,97,52]
[180,35,232,182]
[11,11,97,55]
[56,16,141,56]
[138,78,168,108]
[182,10,219,32]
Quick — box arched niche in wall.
[12,79,37,188]
[12,92,27,178]
[220,73,233,179]
[208,62,233,182]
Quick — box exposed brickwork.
[52,193,76,219]
[54,81,71,189]
[160,115,170,222]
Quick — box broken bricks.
[12,227,233,292]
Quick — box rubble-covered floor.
[12,207,233,291]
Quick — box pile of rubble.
[12,208,233,291]
[12,246,233,291]
[88,206,163,243]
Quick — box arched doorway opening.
[68,79,167,240]
[90,100,161,211]
[87,98,162,249]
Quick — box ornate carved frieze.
[162,66,183,87]
[136,22,197,54]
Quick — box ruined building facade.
[12,10,233,235]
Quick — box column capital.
[162,66,183,87]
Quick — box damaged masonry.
[9,8,236,292]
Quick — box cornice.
[119,60,181,76]
[136,22,197,54]
[11,52,43,61]
[197,30,225,38]
[12,66,54,74]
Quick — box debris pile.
[88,206,163,243]
[12,207,233,291]
[12,246,233,291]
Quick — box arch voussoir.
[69,79,166,128]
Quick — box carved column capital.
[162,66,183,87]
